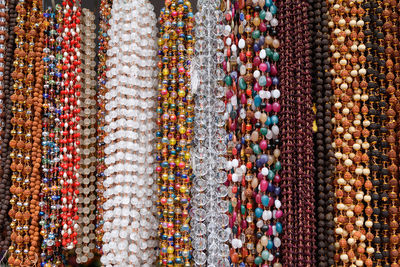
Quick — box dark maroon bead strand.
[308,0,335,265]
[0,0,16,253]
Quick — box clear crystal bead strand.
[191,0,230,266]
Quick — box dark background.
[43,0,198,17]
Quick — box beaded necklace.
[0,0,7,191]
[308,0,336,263]
[75,8,96,264]
[329,0,370,264]
[0,0,13,253]
[59,0,81,249]
[40,7,63,266]
[157,0,194,265]
[191,0,229,265]
[8,0,44,265]
[95,0,112,254]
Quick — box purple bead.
[259,36,265,46]
[260,154,268,164]
[268,183,275,192]
[242,220,247,229]
[256,159,263,168]
[253,43,260,52]
[257,172,263,180]
[231,71,238,80]
[235,143,242,151]
[272,76,279,85]
[274,186,281,196]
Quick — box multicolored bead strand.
[40,7,63,266]
[156,0,194,265]
[59,0,82,249]
[95,0,112,254]
[75,8,96,264]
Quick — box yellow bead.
[162,173,168,181]
[163,68,169,76]
[184,152,190,160]
[178,90,186,97]
[179,127,186,134]
[170,138,176,145]
[167,246,174,254]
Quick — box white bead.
[238,38,245,49]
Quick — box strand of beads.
[328,0,370,264]
[101,0,158,265]
[0,0,13,253]
[8,0,44,265]
[388,0,400,262]
[156,0,194,266]
[75,8,96,264]
[308,0,336,264]
[40,7,63,266]
[191,0,229,266]
[222,0,247,265]
[294,0,315,263]
[95,0,112,254]
[60,0,81,249]
[277,0,294,263]
[364,0,384,264]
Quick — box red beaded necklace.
[60,0,81,249]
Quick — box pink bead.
[222,61,227,71]
[232,212,237,223]
[241,93,247,104]
[229,216,233,228]
[253,56,261,67]
[226,89,233,99]
[259,22,267,32]
[242,220,247,229]
[265,103,272,112]
[255,194,262,204]
[266,76,272,87]
[275,210,283,218]
[272,102,281,112]
[257,172,264,180]
[254,82,261,92]
[269,197,274,207]
[260,180,268,192]
[274,174,281,183]
[260,139,268,150]
[229,121,237,131]
[267,226,273,236]
[259,63,268,72]
[270,64,278,76]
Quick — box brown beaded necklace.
[8,0,44,265]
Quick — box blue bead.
[275,186,281,196]
[254,95,262,107]
[271,115,279,124]
[266,116,272,126]
[261,195,270,207]
[276,222,283,233]
[254,43,260,52]
[268,183,275,192]
[259,36,265,46]
[256,159,263,168]
[229,133,233,141]
[259,76,267,86]
[255,207,263,218]
[240,13,245,21]
[267,239,274,250]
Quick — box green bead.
[272,51,280,61]
[265,0,273,7]
[241,205,246,215]
[229,202,233,213]
[225,75,232,86]
[270,4,278,15]
[275,161,282,171]
[260,127,268,136]
[239,77,247,90]
[254,256,263,266]
[268,170,275,180]
[252,30,261,39]
[266,48,273,58]
[259,9,266,20]
[262,250,269,260]
[252,144,261,155]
